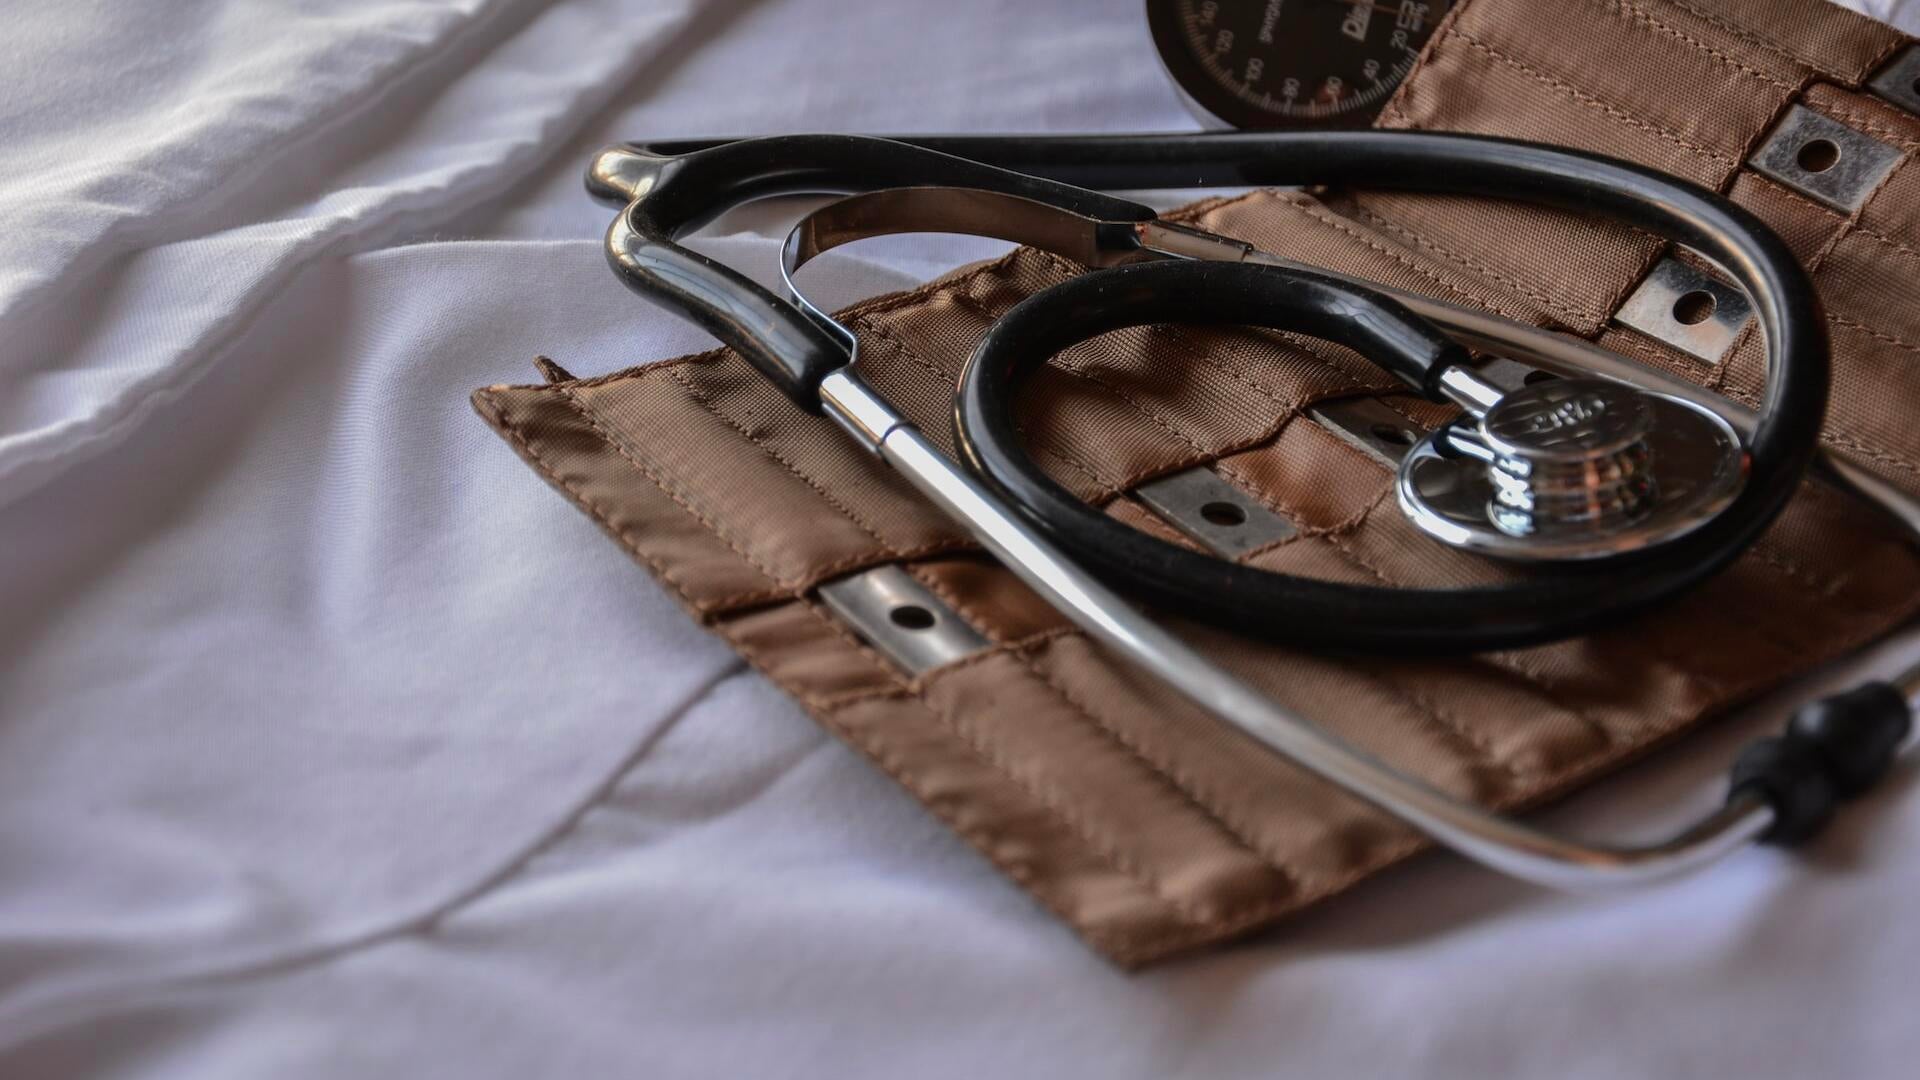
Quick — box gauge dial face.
[1148,0,1452,128]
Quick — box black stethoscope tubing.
[598,131,1829,651]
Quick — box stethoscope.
[585,131,1920,889]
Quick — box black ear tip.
[1788,682,1913,796]
[1733,681,1912,845]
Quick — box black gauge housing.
[1147,0,1452,129]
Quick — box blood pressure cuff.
[475,0,1920,967]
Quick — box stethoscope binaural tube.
[585,131,1914,888]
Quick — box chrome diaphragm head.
[1397,376,1745,562]
[1481,379,1658,538]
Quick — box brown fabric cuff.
[475,0,1920,967]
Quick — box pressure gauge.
[1147,0,1452,129]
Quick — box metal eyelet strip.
[1748,105,1903,214]
[1869,45,1920,117]
[819,564,991,675]
[1134,467,1296,557]
[1613,256,1754,365]
[1308,397,1428,469]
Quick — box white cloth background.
[4,1,1920,1076]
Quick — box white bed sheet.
[4,1,1920,1075]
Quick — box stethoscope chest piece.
[1397,378,1747,562]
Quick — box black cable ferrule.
[1731,681,1913,845]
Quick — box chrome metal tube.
[819,367,1781,890]
[1436,365,1505,416]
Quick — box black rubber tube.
[956,188,1826,650]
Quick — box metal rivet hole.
[1199,501,1247,527]
[889,604,937,630]
[1671,289,1717,326]
[1797,138,1841,173]
[1370,422,1415,446]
